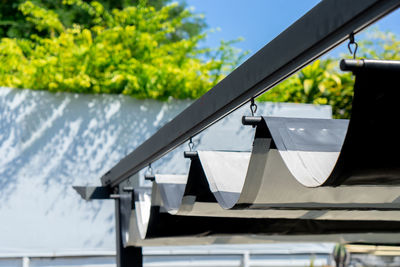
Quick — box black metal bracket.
[184,150,198,159]
[73,186,112,200]
[144,173,155,181]
[340,59,400,72]
[242,116,263,127]
[73,186,136,200]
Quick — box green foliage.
[19,1,64,36]
[0,0,205,40]
[257,59,354,119]
[1,0,398,119]
[0,0,245,100]
[258,30,400,119]
[358,30,400,60]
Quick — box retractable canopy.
[138,116,400,216]
[120,187,400,247]
[263,59,400,187]
[112,60,400,246]
[67,0,400,261]
[118,126,400,245]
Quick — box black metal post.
[115,198,143,267]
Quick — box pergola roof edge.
[101,0,400,187]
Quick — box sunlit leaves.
[19,1,64,36]
[0,0,245,100]
[258,59,355,119]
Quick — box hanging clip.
[242,98,261,127]
[250,98,257,116]
[347,33,358,59]
[188,137,194,151]
[184,137,198,158]
[144,163,155,181]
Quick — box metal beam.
[102,0,400,187]
[73,186,111,200]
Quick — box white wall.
[0,87,332,258]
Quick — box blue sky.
[186,0,400,59]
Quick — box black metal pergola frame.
[100,0,400,188]
[76,1,400,267]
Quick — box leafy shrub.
[1,1,398,120]
[0,0,245,100]
[258,59,354,119]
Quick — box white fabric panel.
[197,151,250,209]
[155,174,187,214]
[265,117,348,187]
[145,137,400,221]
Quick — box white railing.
[0,249,332,267]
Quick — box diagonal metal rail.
[102,0,400,187]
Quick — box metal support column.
[115,198,143,267]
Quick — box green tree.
[257,59,354,119]
[0,0,245,100]
[358,30,400,60]
[0,0,205,40]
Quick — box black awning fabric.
[120,148,400,246]
[121,188,400,246]
[138,132,400,216]
[256,60,400,187]
[329,60,400,185]
[119,60,400,247]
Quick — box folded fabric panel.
[118,59,400,247]
[120,188,400,247]
[263,61,400,186]
[150,139,400,215]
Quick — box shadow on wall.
[0,87,331,251]
[0,87,192,250]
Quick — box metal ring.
[347,33,358,59]
[144,163,155,181]
[348,42,358,59]
[188,137,194,151]
[250,98,257,116]
[147,163,153,175]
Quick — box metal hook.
[250,98,257,116]
[347,33,358,59]
[144,163,155,181]
[188,137,194,151]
